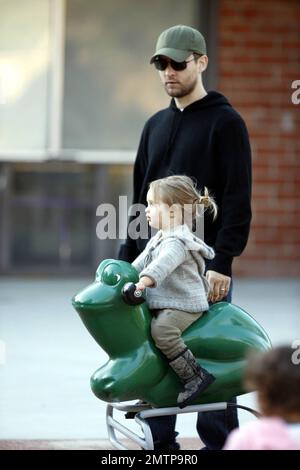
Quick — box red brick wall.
[218,0,300,277]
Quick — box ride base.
[106,401,260,450]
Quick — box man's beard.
[164,76,198,98]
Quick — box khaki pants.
[151,308,203,360]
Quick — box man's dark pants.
[146,285,239,451]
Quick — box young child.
[223,345,300,450]
[131,175,218,408]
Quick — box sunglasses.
[153,56,195,71]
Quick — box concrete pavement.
[0,277,299,449]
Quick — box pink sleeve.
[223,418,299,450]
[223,428,251,450]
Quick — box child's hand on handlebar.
[135,276,154,292]
[135,281,146,292]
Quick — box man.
[118,24,252,451]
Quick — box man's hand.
[135,276,154,292]
[206,270,231,303]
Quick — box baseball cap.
[150,25,207,64]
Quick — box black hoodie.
[119,91,252,276]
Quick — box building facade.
[0,0,299,276]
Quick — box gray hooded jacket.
[132,224,215,313]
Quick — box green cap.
[150,25,207,63]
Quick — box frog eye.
[100,264,121,286]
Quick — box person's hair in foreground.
[246,345,300,420]
[224,345,300,450]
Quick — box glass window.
[0,0,50,150]
[63,0,197,150]
[10,164,94,268]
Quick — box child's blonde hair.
[148,175,217,223]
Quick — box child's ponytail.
[197,187,218,221]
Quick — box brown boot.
[169,348,215,408]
